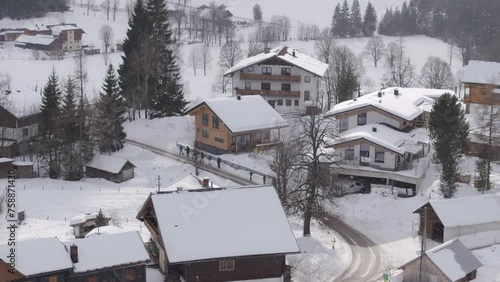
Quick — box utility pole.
[419,207,427,282]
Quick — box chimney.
[202,177,209,187]
[264,47,271,54]
[394,88,399,96]
[377,91,382,97]
[237,95,241,100]
[292,50,296,57]
[70,244,78,263]
[372,126,377,132]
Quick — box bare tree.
[99,24,114,54]
[111,0,119,21]
[314,29,336,110]
[219,41,244,70]
[332,45,364,104]
[85,0,95,16]
[364,36,385,67]
[125,0,135,19]
[199,44,212,76]
[101,0,111,20]
[188,46,200,76]
[419,56,455,89]
[171,6,186,41]
[381,39,416,88]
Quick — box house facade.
[85,155,135,183]
[186,95,288,154]
[15,34,63,56]
[462,60,500,108]
[224,46,328,114]
[325,88,451,193]
[48,24,84,51]
[136,185,300,281]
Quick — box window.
[48,276,58,282]
[202,130,209,138]
[22,128,29,136]
[261,83,271,90]
[305,76,311,83]
[294,100,299,106]
[219,260,235,271]
[357,112,367,125]
[277,99,283,106]
[281,83,291,91]
[262,67,272,74]
[465,87,470,95]
[304,91,311,101]
[215,137,224,143]
[255,132,261,141]
[87,277,97,282]
[345,148,354,160]
[286,99,292,106]
[375,150,385,163]
[125,268,136,280]
[247,66,254,72]
[245,81,251,90]
[281,67,291,75]
[340,117,349,132]
[264,131,270,139]
[202,113,208,126]
[212,115,219,129]
[360,143,370,158]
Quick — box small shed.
[85,155,135,183]
[414,195,500,243]
[0,158,14,178]
[69,213,110,238]
[13,161,34,178]
[400,239,482,282]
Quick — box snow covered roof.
[85,155,135,174]
[85,226,125,238]
[50,24,84,36]
[463,60,500,85]
[25,25,51,32]
[187,95,288,133]
[224,46,329,77]
[0,237,73,276]
[415,194,500,227]
[69,212,97,226]
[0,89,42,118]
[426,239,483,281]
[0,157,14,163]
[63,231,149,273]
[12,161,33,166]
[164,174,207,191]
[15,34,57,46]
[145,186,300,263]
[329,124,428,155]
[325,87,437,121]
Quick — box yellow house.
[186,95,288,154]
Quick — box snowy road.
[325,214,386,282]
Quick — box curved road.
[125,139,386,281]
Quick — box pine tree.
[350,0,363,37]
[146,0,187,118]
[401,1,410,35]
[378,8,394,35]
[331,4,342,38]
[96,64,127,154]
[95,209,108,227]
[428,93,469,199]
[362,1,377,36]
[39,68,62,179]
[252,4,263,22]
[338,0,351,38]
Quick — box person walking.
[262,175,266,184]
[179,144,184,155]
[200,151,205,163]
[249,170,253,181]
[186,146,190,157]
[217,157,221,169]
[207,155,213,165]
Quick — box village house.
[398,238,483,282]
[0,158,34,179]
[24,24,52,36]
[324,87,453,194]
[0,29,25,41]
[223,46,329,115]
[185,95,288,154]
[47,23,85,51]
[414,194,500,244]
[15,34,63,57]
[0,89,42,158]
[85,154,136,183]
[136,185,300,282]
[69,212,110,238]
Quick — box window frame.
[281,67,291,75]
[202,113,209,126]
[262,67,272,75]
[286,99,292,106]
[244,81,251,90]
[215,137,224,143]
[294,100,299,106]
[357,112,367,125]
[305,76,311,83]
[340,117,349,132]
[212,115,219,129]
[202,129,209,138]
[22,128,29,136]
[360,143,370,158]
[219,260,235,271]
[304,91,311,101]
[261,83,271,90]
[247,66,254,72]
[277,99,283,106]
[281,83,291,91]
[345,148,354,160]
[375,150,385,163]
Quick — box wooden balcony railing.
[240,73,301,82]
[236,88,301,97]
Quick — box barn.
[414,195,500,243]
[85,155,135,183]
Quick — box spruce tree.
[95,209,107,227]
[331,4,342,38]
[252,4,263,22]
[338,0,351,38]
[350,0,363,37]
[39,68,62,179]
[428,93,469,199]
[363,1,377,36]
[96,64,127,154]
[60,75,81,181]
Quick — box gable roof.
[325,87,437,121]
[69,212,98,226]
[426,239,483,281]
[86,155,135,174]
[224,46,329,77]
[15,34,58,46]
[63,231,149,273]
[463,60,500,85]
[328,124,428,155]
[186,95,288,133]
[0,89,42,118]
[141,186,300,263]
[414,194,500,227]
[0,237,73,277]
[49,24,84,36]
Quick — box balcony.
[240,73,301,82]
[236,88,301,97]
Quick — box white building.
[223,46,328,115]
[49,24,85,51]
[325,87,453,193]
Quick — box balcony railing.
[236,88,301,97]
[240,73,301,82]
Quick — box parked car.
[334,180,365,196]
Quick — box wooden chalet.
[136,186,300,282]
[462,60,500,108]
[0,158,33,179]
[15,34,63,56]
[414,195,500,243]
[399,239,482,282]
[85,155,135,183]
[185,95,288,154]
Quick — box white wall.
[337,143,397,170]
[62,30,82,51]
[338,111,400,131]
[444,222,500,242]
